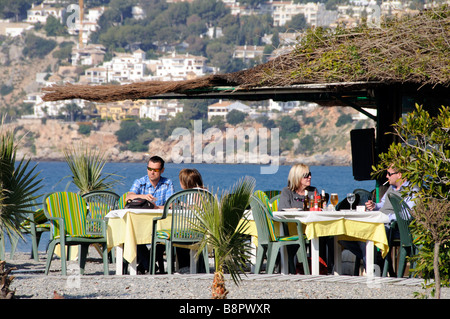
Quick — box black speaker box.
[350,128,375,181]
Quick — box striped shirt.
[129,176,174,207]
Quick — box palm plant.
[0,119,43,241]
[63,145,122,195]
[194,176,256,299]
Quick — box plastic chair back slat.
[254,190,277,242]
[388,193,414,247]
[44,192,88,238]
[167,189,213,242]
[82,190,120,219]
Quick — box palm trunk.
[211,270,228,299]
[434,242,441,299]
[0,261,16,299]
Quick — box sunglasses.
[386,171,398,176]
[303,172,312,178]
[147,167,162,172]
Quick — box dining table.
[105,208,172,275]
[106,208,259,275]
[272,209,390,277]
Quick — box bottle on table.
[303,190,309,211]
[313,190,319,211]
[321,189,327,210]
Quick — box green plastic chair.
[269,194,281,212]
[116,192,128,209]
[43,192,109,276]
[250,190,309,275]
[82,190,120,262]
[384,193,417,278]
[264,190,281,200]
[82,191,120,220]
[150,189,212,275]
[10,208,50,261]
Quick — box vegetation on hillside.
[112,104,370,156]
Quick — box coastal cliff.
[9,106,371,166]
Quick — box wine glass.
[347,193,356,211]
[330,193,338,210]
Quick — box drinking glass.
[347,193,356,211]
[330,193,338,207]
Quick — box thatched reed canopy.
[42,7,449,105]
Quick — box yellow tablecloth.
[107,211,171,263]
[305,219,389,258]
[274,210,389,258]
[242,219,258,245]
[107,209,259,264]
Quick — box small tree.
[194,176,255,299]
[373,104,450,298]
[226,110,246,125]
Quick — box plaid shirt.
[129,176,174,207]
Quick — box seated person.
[339,166,415,272]
[278,164,332,273]
[127,156,174,274]
[176,168,207,272]
[279,163,317,210]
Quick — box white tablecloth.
[106,208,164,219]
[272,209,389,276]
[273,210,390,224]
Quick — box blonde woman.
[279,163,317,210]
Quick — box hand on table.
[142,194,157,203]
[365,200,375,211]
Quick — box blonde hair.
[179,168,204,189]
[287,164,310,191]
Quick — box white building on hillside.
[265,1,338,27]
[233,45,265,63]
[71,44,106,66]
[103,50,147,82]
[26,3,66,24]
[208,100,251,120]
[139,99,184,121]
[155,52,212,81]
[23,92,87,118]
[82,67,108,84]
[80,49,147,84]
[67,6,105,45]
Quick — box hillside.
[0,30,374,167]
[8,106,373,166]
[0,32,65,112]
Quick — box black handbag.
[125,198,155,209]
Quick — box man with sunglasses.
[365,167,414,222]
[128,155,174,209]
[127,155,174,274]
[340,165,415,275]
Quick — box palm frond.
[194,176,256,286]
[0,117,43,239]
[63,145,123,194]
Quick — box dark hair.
[148,156,165,169]
[179,168,204,189]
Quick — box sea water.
[4,161,376,252]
